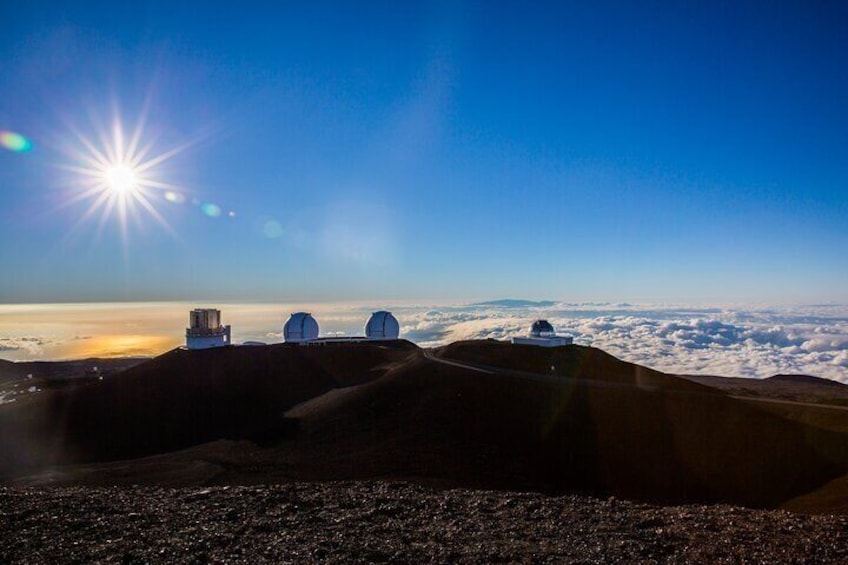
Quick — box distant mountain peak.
[766,374,847,387]
[471,299,557,308]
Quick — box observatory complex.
[283,312,321,343]
[186,308,231,350]
[512,320,573,347]
[180,308,570,351]
[282,311,401,344]
[181,309,403,349]
[365,311,400,340]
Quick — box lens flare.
[201,203,222,217]
[263,219,283,238]
[0,130,33,152]
[164,191,186,203]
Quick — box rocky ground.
[2,481,847,564]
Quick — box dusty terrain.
[3,482,848,564]
[4,341,848,511]
[682,373,848,406]
[2,340,848,562]
[0,357,147,386]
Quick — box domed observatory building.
[283,312,320,344]
[512,319,573,347]
[186,308,231,350]
[365,311,400,340]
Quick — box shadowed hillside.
[287,341,848,509]
[0,341,417,475]
[682,372,848,406]
[435,340,715,392]
[0,358,145,387]
[3,339,848,512]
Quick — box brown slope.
[0,358,147,386]
[0,341,417,477]
[435,340,713,392]
[285,342,848,509]
[768,374,847,387]
[683,374,848,410]
[782,472,848,514]
[0,359,30,383]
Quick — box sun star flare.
[104,163,139,195]
[59,114,189,247]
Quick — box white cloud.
[2,301,846,383]
[0,337,46,355]
[390,303,848,383]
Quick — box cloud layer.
[391,303,848,382]
[1,302,846,382]
[0,337,47,355]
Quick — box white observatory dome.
[365,311,400,340]
[283,312,319,343]
[530,319,556,338]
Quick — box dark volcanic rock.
[290,343,848,509]
[5,340,848,514]
[1,482,847,564]
[0,342,417,475]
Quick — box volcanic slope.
[0,358,145,386]
[0,341,417,476]
[4,340,848,512]
[287,340,848,510]
[683,373,848,405]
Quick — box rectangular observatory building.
[186,308,231,349]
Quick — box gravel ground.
[2,481,847,564]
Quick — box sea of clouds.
[388,301,848,382]
[1,301,846,382]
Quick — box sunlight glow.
[105,164,138,194]
[67,334,178,359]
[59,114,191,248]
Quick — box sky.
[1,0,846,305]
[1,2,848,378]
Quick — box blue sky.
[2,1,847,304]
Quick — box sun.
[104,164,139,195]
[59,114,192,246]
